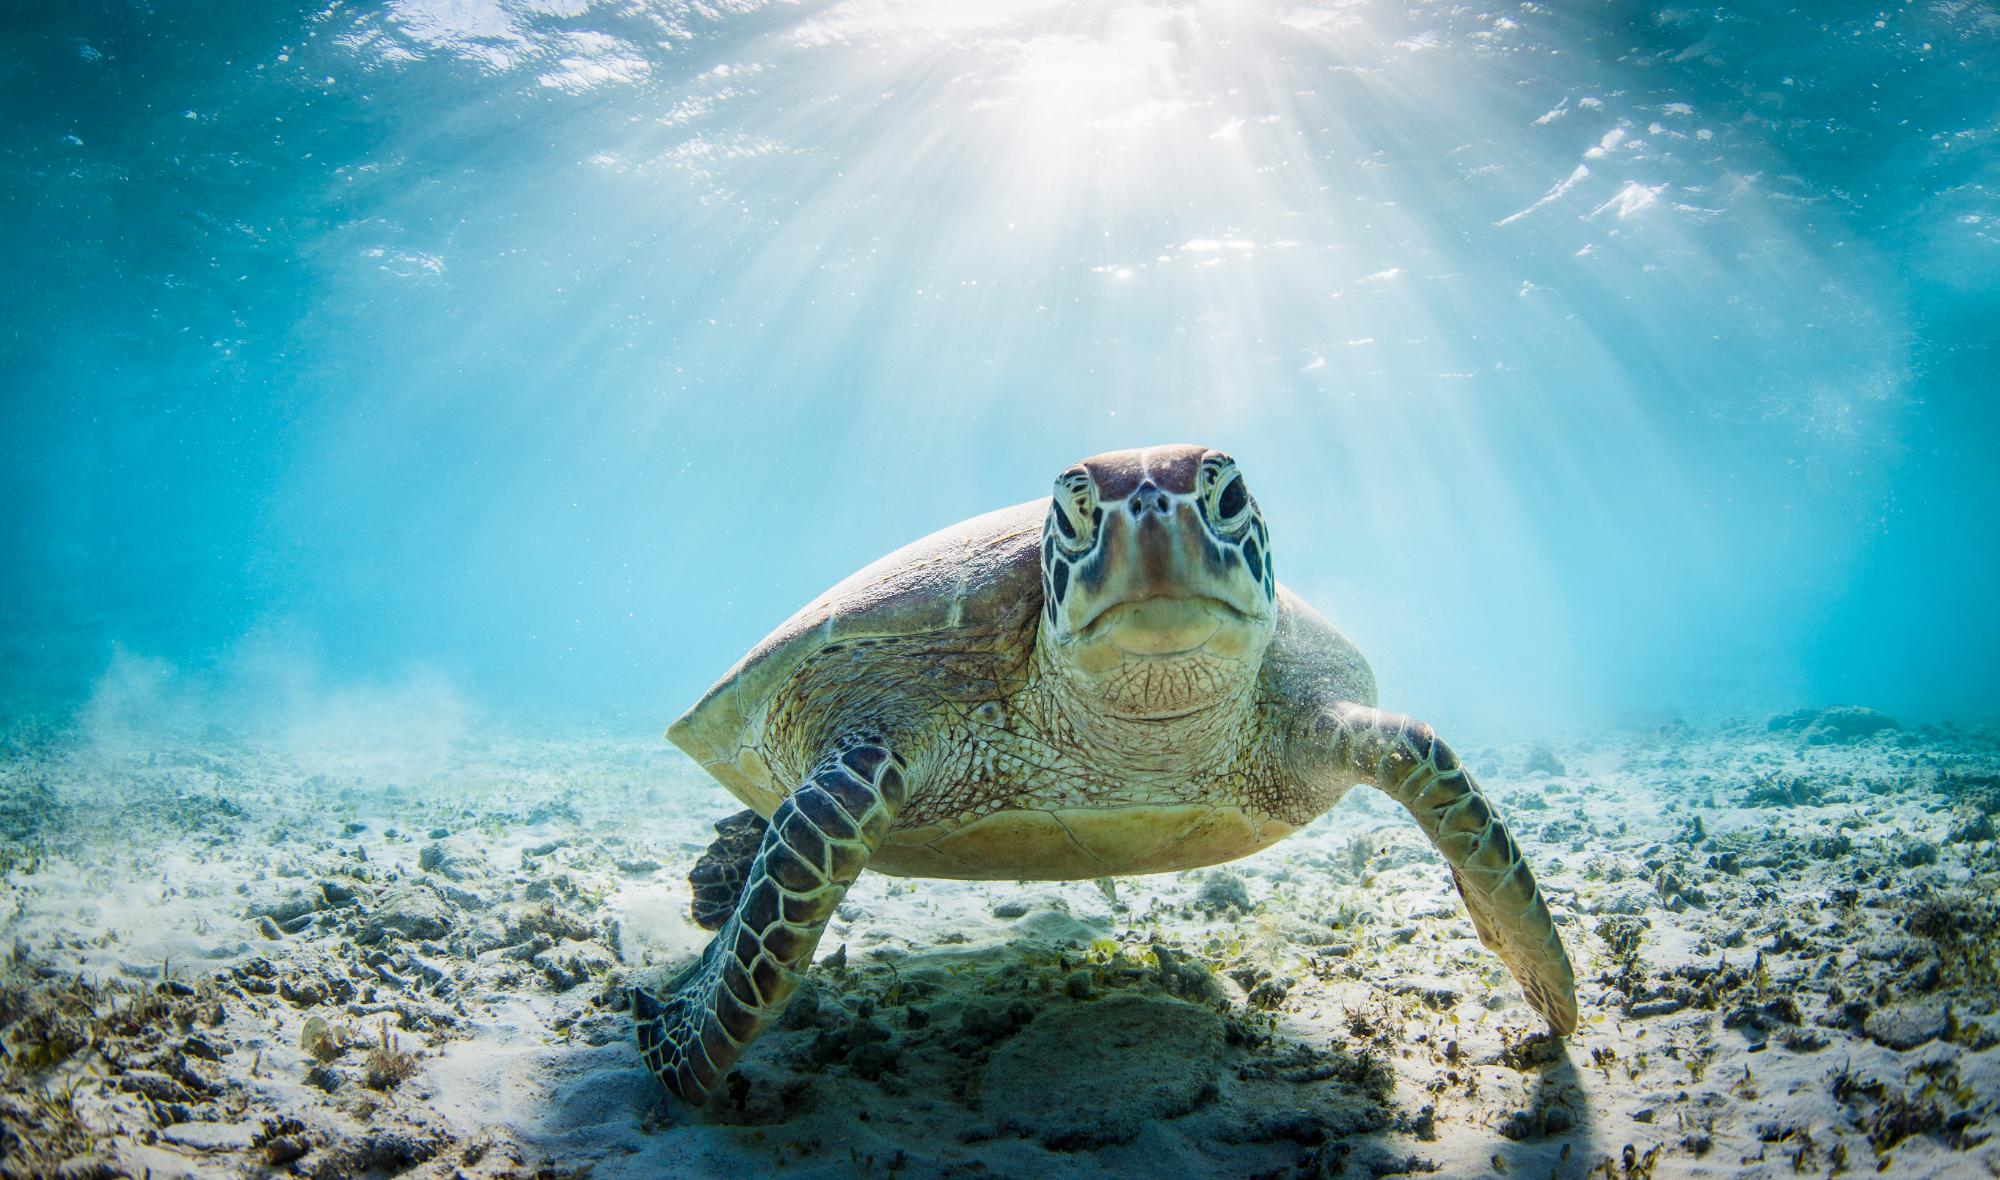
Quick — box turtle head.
[1038,444,1278,720]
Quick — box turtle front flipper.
[635,742,908,1103]
[1287,703,1578,1035]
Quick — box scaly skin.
[1286,702,1579,1034]
[634,742,906,1104]
[687,810,768,932]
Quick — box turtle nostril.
[1129,482,1172,518]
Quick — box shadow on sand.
[540,936,1603,1178]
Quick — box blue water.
[3,2,1996,741]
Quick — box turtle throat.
[1038,632,1263,724]
[1031,636,1264,780]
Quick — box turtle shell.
[667,498,1048,815]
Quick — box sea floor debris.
[2,710,1997,1178]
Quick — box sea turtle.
[635,444,1578,1103]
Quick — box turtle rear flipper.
[689,810,768,931]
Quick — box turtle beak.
[1071,481,1263,645]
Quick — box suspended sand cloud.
[79,638,474,782]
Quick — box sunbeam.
[3,0,1990,734]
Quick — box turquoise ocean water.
[3,2,1996,742]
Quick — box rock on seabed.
[983,992,1223,1148]
[1767,705,1901,744]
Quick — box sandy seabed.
[2,709,1997,1180]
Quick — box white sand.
[3,712,1997,1178]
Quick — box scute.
[668,499,1049,811]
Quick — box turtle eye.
[1204,463,1252,533]
[1217,476,1248,521]
[1050,471,1097,553]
